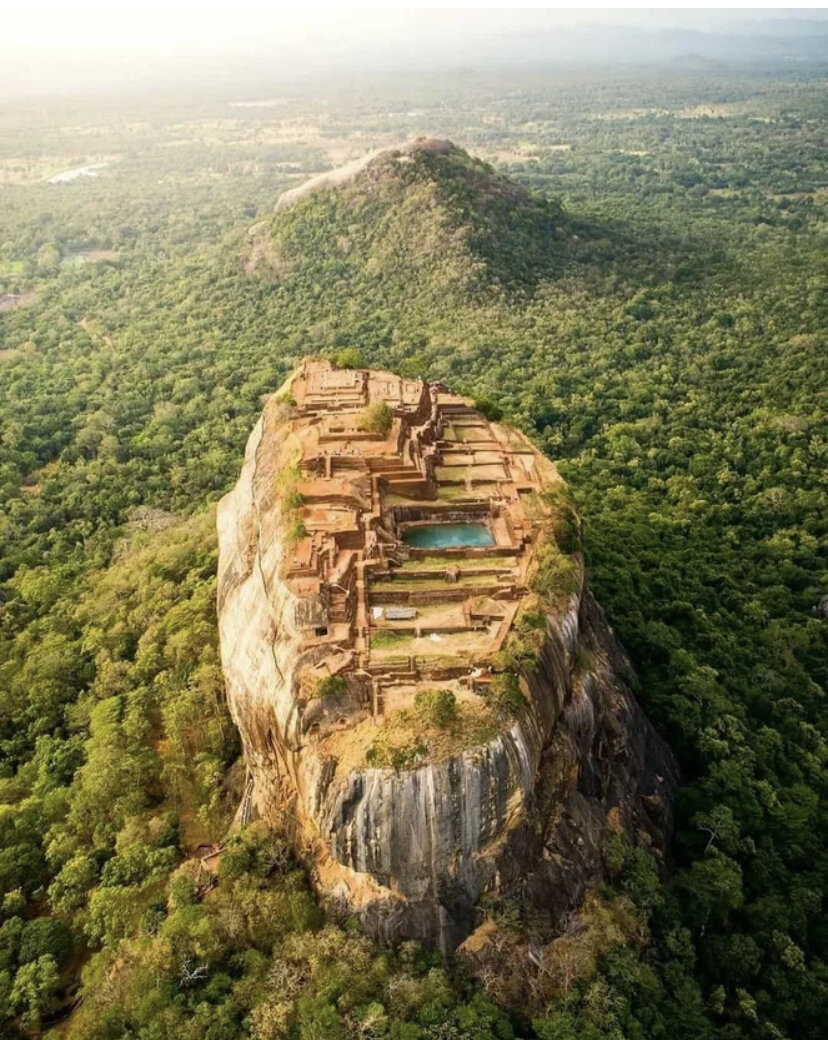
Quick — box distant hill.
[246,139,567,298]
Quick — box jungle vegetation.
[0,62,825,1040]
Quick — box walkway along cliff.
[217,360,677,951]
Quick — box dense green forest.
[0,63,826,1040]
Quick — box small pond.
[401,523,494,549]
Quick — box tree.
[297,996,344,1040]
[19,918,72,968]
[679,855,744,929]
[9,955,61,1031]
[332,348,365,370]
[358,402,393,436]
[414,689,457,728]
[473,396,503,422]
[692,805,740,855]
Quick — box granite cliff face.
[217,361,677,952]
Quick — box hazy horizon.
[3,6,828,100]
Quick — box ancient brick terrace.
[281,359,548,732]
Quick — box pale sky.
[5,5,824,55]
[2,5,825,98]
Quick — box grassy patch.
[371,573,505,592]
[370,629,412,649]
[276,463,307,545]
[397,556,499,573]
[574,645,597,675]
[365,699,500,770]
[436,482,498,501]
[435,466,469,482]
[454,427,490,443]
[517,491,549,520]
[383,491,424,506]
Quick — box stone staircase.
[329,588,350,622]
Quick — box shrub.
[473,396,503,422]
[358,401,393,436]
[601,832,629,877]
[516,608,547,634]
[574,645,595,674]
[493,629,538,674]
[287,519,308,545]
[332,348,365,370]
[414,689,458,728]
[1,891,26,921]
[284,490,306,512]
[218,835,261,881]
[314,675,347,700]
[542,488,582,554]
[19,918,72,968]
[139,905,166,936]
[530,539,580,605]
[486,673,524,717]
[168,874,198,907]
[366,740,427,771]
[297,995,344,1040]
[390,743,427,771]
[276,462,301,493]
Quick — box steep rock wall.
[217,391,677,951]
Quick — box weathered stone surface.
[217,365,677,951]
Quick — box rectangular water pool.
[401,523,494,549]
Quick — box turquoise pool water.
[401,523,494,549]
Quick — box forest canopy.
[0,61,825,1040]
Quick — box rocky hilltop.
[217,359,676,951]
[246,138,567,294]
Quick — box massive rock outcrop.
[245,138,566,294]
[217,360,676,952]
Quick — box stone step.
[379,468,422,479]
[372,671,418,683]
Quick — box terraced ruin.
[278,359,557,745]
[217,358,674,948]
